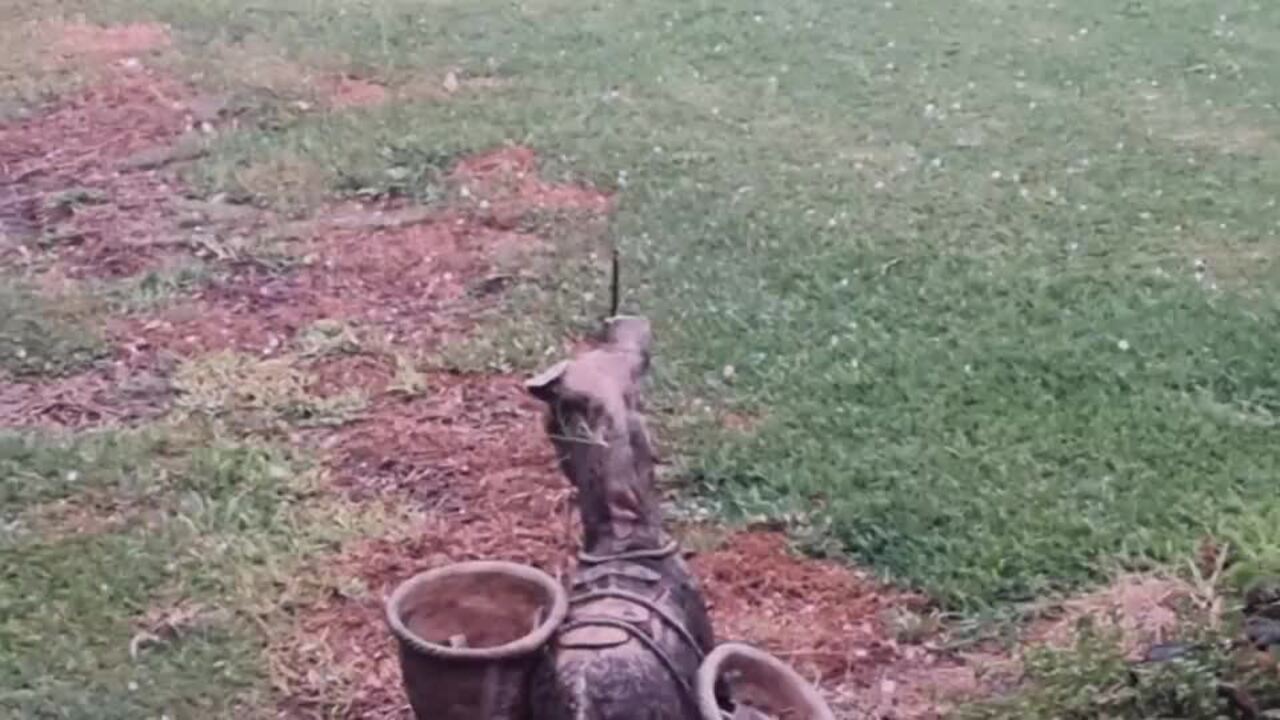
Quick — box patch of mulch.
[306,353,399,399]
[452,145,613,229]
[0,361,172,429]
[290,217,506,342]
[117,208,546,357]
[0,65,219,278]
[271,586,407,720]
[123,146,610,359]
[114,280,326,358]
[324,375,562,507]
[692,531,913,681]
[694,531,1001,718]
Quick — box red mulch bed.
[0,67,200,278]
[0,360,172,429]
[113,199,570,359]
[452,145,612,229]
[693,531,915,681]
[111,218,496,356]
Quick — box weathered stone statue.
[526,316,716,719]
[385,310,838,718]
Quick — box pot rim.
[696,641,836,720]
[385,560,569,661]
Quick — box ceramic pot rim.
[695,641,836,720]
[386,560,568,661]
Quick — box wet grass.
[0,427,354,718]
[959,613,1280,719]
[99,260,216,314]
[3,2,1279,715]
[0,429,173,511]
[2,526,266,719]
[59,0,1280,608]
[173,350,367,430]
[24,0,1280,609]
[0,278,106,379]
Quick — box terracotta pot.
[696,642,835,720]
[386,561,569,720]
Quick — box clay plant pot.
[696,642,836,720]
[386,561,569,720]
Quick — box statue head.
[526,317,664,553]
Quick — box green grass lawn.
[0,281,105,378]
[1,428,304,717]
[12,0,1280,614]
